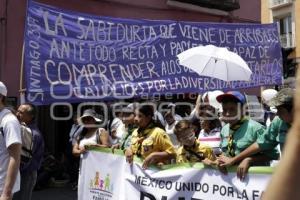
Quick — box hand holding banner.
[79,148,273,200]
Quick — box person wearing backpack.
[0,82,22,200]
[13,103,44,200]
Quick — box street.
[32,185,77,200]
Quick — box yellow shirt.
[130,126,176,159]
[176,139,215,163]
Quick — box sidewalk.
[32,185,77,200]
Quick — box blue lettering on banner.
[24,1,283,105]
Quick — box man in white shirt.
[0,81,21,200]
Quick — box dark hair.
[138,105,154,118]
[0,95,6,104]
[137,104,165,130]
[153,119,165,130]
[278,103,293,112]
[221,97,242,105]
[208,118,222,130]
[174,120,193,136]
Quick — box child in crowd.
[125,104,176,169]
[198,118,222,155]
[197,92,222,155]
[174,120,216,165]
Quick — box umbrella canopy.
[177,45,252,81]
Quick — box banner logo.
[89,171,114,199]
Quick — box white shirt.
[110,118,125,139]
[79,133,97,149]
[78,128,106,149]
[0,109,21,194]
[165,121,179,147]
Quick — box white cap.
[202,90,224,112]
[78,109,102,125]
[262,89,278,103]
[0,81,7,96]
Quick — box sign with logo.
[78,149,125,200]
[78,148,273,200]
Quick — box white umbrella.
[177,44,252,81]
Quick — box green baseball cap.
[268,88,294,107]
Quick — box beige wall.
[262,0,300,70]
[261,0,270,23]
[295,0,300,62]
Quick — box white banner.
[78,148,126,200]
[78,148,273,200]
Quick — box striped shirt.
[198,127,222,155]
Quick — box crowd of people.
[0,77,297,200]
[65,87,294,193]
[0,82,44,200]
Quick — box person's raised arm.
[97,128,110,147]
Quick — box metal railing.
[270,0,293,7]
[280,33,295,48]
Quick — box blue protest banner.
[24,1,282,105]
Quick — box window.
[275,15,292,34]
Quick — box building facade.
[262,0,299,87]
